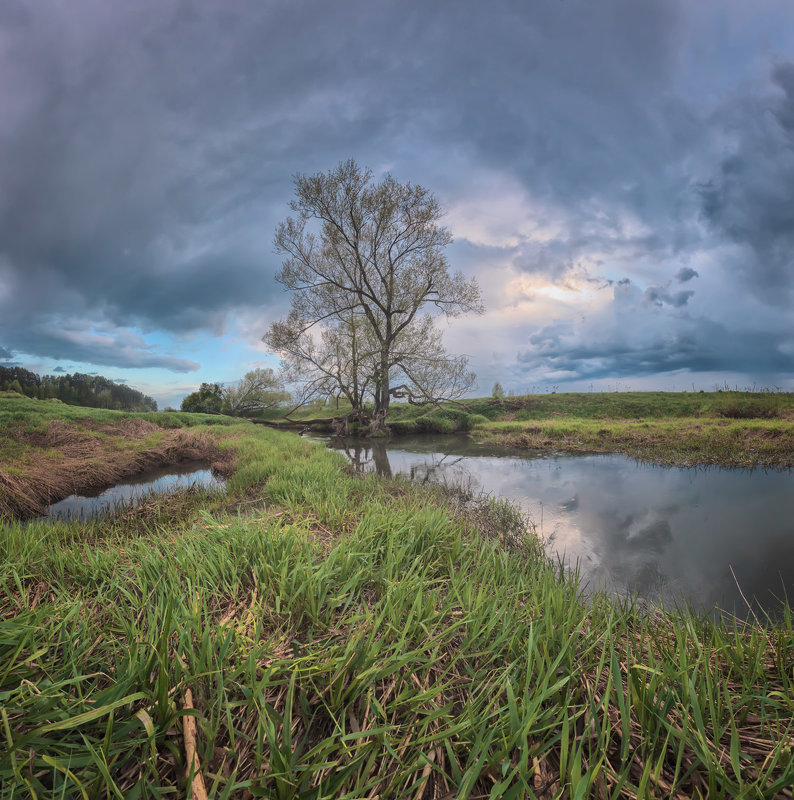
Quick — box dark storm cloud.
[515,275,792,384]
[0,0,406,366]
[519,317,791,381]
[9,323,200,372]
[1,0,792,382]
[0,346,13,361]
[51,366,67,373]
[697,62,794,301]
[675,268,699,283]
[644,286,694,308]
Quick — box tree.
[222,368,290,415]
[263,160,483,432]
[492,382,505,399]
[181,383,224,414]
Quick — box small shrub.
[716,403,778,420]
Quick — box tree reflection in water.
[332,438,468,486]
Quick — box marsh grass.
[453,393,794,467]
[472,417,794,467]
[2,419,793,798]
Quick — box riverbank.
[1,399,793,797]
[276,391,794,467]
[472,416,794,467]
[468,391,794,467]
[0,393,238,519]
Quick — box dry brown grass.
[0,418,232,519]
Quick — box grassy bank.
[1,403,793,797]
[275,391,794,467]
[466,392,794,467]
[0,393,241,519]
[472,416,794,467]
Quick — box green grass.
[471,416,794,467]
[1,416,793,797]
[0,391,238,435]
[455,392,794,467]
[264,391,794,465]
[462,390,794,421]
[279,390,794,425]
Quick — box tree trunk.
[367,409,387,436]
[370,356,390,435]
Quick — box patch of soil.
[1,420,233,520]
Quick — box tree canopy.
[180,383,225,414]
[180,371,289,416]
[263,160,483,432]
[222,368,290,415]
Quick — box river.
[322,435,794,619]
[42,461,224,521]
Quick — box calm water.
[323,435,794,617]
[42,461,224,521]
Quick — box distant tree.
[181,383,224,414]
[222,368,290,415]
[263,160,483,433]
[492,382,505,399]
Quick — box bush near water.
[1,393,793,797]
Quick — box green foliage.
[222,368,290,415]
[492,381,505,398]
[180,382,224,414]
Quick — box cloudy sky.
[2,0,793,407]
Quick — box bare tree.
[266,308,379,419]
[263,160,483,432]
[222,368,289,415]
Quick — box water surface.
[324,435,794,618]
[43,461,224,521]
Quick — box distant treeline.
[0,366,157,411]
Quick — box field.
[1,394,793,797]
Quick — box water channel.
[42,461,224,521]
[322,435,794,618]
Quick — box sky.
[1,0,793,408]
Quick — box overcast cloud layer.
[1,0,793,402]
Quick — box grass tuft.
[1,396,792,797]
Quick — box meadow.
[1,393,793,797]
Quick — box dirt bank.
[0,418,234,520]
